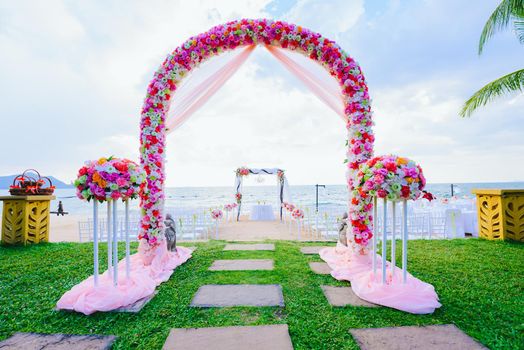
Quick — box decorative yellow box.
[0,195,55,245]
[472,189,524,242]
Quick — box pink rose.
[111,191,121,200]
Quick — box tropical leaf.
[515,20,524,44]
[460,68,524,117]
[479,0,524,54]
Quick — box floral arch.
[139,18,374,249]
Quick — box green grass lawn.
[0,239,522,349]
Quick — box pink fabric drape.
[265,45,346,121]
[319,244,441,314]
[166,45,255,133]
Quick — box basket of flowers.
[9,169,55,196]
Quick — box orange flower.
[397,157,408,165]
[406,177,414,184]
[98,157,107,165]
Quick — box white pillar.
[112,199,118,286]
[372,196,377,277]
[381,198,387,284]
[93,201,99,287]
[107,201,112,277]
[215,220,218,239]
[391,201,397,277]
[402,200,408,283]
[125,200,130,280]
[297,219,301,240]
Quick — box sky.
[0,0,523,187]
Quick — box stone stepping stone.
[0,332,116,350]
[115,291,157,313]
[300,246,330,254]
[309,262,331,275]
[223,243,275,251]
[209,259,274,271]
[321,286,378,308]
[349,324,487,350]
[162,324,293,350]
[190,284,284,307]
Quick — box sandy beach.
[48,214,335,243]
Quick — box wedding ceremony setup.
[1,2,523,350]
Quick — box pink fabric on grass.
[319,246,441,314]
[56,244,192,315]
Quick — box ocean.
[2,182,524,217]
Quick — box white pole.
[372,196,377,277]
[402,200,408,283]
[107,201,112,277]
[382,198,387,284]
[125,200,130,280]
[298,219,301,240]
[391,201,397,277]
[93,201,99,287]
[215,220,218,239]
[112,199,118,286]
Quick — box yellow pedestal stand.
[0,195,55,245]
[473,189,524,242]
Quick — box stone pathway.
[321,286,378,308]
[0,332,116,350]
[208,259,274,271]
[190,284,284,307]
[223,243,275,251]
[349,324,487,350]
[162,324,293,350]
[300,246,330,254]
[309,262,332,275]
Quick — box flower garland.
[140,19,373,245]
[236,167,250,177]
[349,155,426,249]
[75,157,146,202]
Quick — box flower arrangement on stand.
[223,203,237,222]
[355,154,428,285]
[74,156,146,284]
[292,208,304,239]
[211,208,223,239]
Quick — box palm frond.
[479,0,524,54]
[460,68,524,117]
[515,20,524,43]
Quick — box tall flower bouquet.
[75,157,146,202]
[349,155,426,250]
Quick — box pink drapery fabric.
[265,45,346,121]
[56,244,192,315]
[319,245,441,314]
[166,45,255,133]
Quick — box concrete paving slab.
[114,291,157,313]
[300,246,330,254]
[309,262,331,275]
[223,243,275,251]
[321,286,378,307]
[0,332,116,350]
[190,284,284,307]
[209,259,274,271]
[349,324,487,350]
[162,324,293,350]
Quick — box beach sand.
[48,215,335,243]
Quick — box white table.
[250,205,275,221]
[462,210,479,236]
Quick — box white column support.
[93,201,99,287]
[297,219,301,240]
[215,220,218,239]
[372,196,377,277]
[107,201,112,277]
[402,199,408,283]
[391,201,397,276]
[112,199,118,286]
[381,198,387,284]
[125,200,130,280]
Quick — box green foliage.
[460,69,524,117]
[462,0,524,117]
[0,240,522,349]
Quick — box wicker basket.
[8,169,55,196]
